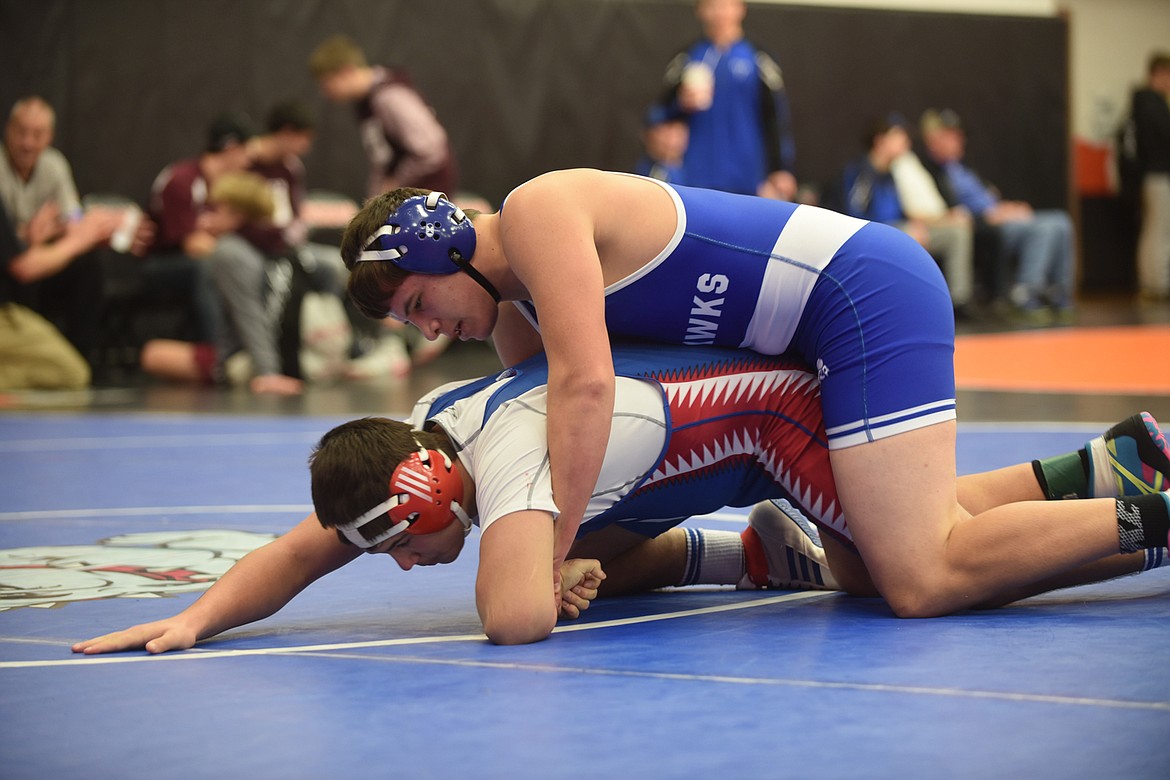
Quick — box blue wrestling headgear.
[357,191,500,303]
[336,440,472,550]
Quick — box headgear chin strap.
[356,191,500,303]
[337,440,472,550]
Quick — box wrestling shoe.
[1086,412,1170,497]
[738,499,838,591]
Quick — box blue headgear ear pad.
[358,191,477,274]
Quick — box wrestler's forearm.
[546,370,614,567]
[184,514,359,640]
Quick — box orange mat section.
[954,325,1170,395]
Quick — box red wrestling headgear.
[337,441,471,549]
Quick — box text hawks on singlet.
[685,273,728,345]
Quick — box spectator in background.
[309,34,457,200]
[248,99,409,379]
[634,104,689,185]
[147,113,302,395]
[837,114,975,318]
[661,0,796,199]
[310,35,462,372]
[1132,52,1170,301]
[0,96,81,236]
[920,108,1075,325]
[0,200,118,390]
[247,99,317,253]
[0,96,145,366]
[141,171,305,393]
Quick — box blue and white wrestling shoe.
[738,499,838,591]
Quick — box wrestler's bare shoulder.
[504,169,678,281]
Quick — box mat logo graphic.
[0,530,275,612]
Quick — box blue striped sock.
[679,528,703,586]
[676,529,743,586]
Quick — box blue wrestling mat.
[1,414,1167,779]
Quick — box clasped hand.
[557,558,606,620]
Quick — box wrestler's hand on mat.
[557,559,606,620]
[71,618,199,655]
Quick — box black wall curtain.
[0,0,1068,210]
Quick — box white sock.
[676,528,744,586]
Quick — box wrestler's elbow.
[479,599,556,646]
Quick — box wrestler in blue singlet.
[511,176,957,450]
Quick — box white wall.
[1060,0,1170,141]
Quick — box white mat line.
[0,432,323,452]
[0,423,1110,453]
[294,651,1170,713]
[0,505,314,521]
[0,636,77,647]
[0,592,828,669]
[0,504,745,524]
[693,509,750,524]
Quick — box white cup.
[110,207,142,253]
[681,62,715,112]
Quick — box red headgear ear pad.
[337,444,471,549]
[385,447,465,535]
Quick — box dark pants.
[15,249,104,362]
[138,252,224,343]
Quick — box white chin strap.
[337,491,474,552]
[451,502,473,536]
[337,496,410,549]
[357,227,407,263]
